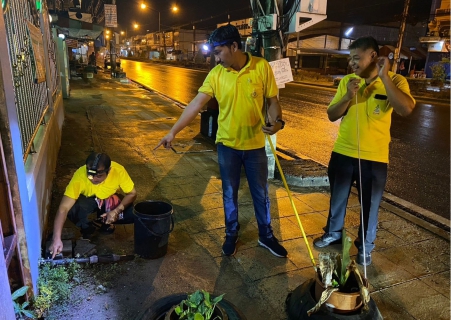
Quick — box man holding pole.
[155,24,287,258]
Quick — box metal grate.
[3,0,58,160]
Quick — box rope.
[257,107,316,269]
[355,90,367,278]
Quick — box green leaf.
[12,286,29,300]
[21,301,29,309]
[194,313,205,320]
[175,305,183,315]
[340,229,352,286]
[22,309,36,318]
[212,293,225,304]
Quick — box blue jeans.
[325,152,387,254]
[217,144,273,238]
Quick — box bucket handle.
[136,214,174,237]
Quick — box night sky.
[115,0,433,35]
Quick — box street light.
[139,2,179,33]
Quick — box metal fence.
[3,0,59,160]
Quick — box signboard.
[27,21,46,83]
[300,0,327,14]
[104,4,117,28]
[65,38,78,48]
[269,58,293,88]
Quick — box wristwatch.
[276,119,285,129]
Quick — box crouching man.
[50,152,137,258]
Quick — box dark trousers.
[325,152,387,254]
[67,195,135,229]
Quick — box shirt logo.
[373,105,380,115]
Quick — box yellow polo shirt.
[199,53,278,150]
[64,161,134,200]
[329,72,414,163]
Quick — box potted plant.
[165,290,228,320]
[308,230,370,316]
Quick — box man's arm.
[155,92,212,149]
[377,57,415,116]
[102,188,137,224]
[50,196,76,258]
[327,77,361,122]
[262,96,283,135]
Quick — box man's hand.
[262,121,282,135]
[101,210,119,224]
[376,56,390,79]
[50,238,63,259]
[154,132,175,150]
[345,77,361,100]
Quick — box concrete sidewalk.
[47,73,450,320]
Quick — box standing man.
[314,37,415,265]
[89,51,96,66]
[155,25,287,257]
[50,152,137,258]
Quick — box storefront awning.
[57,27,103,41]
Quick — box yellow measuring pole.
[258,112,316,268]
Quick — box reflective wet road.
[121,60,450,218]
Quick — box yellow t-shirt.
[64,161,134,200]
[199,53,279,150]
[329,72,414,163]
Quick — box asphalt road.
[121,60,450,218]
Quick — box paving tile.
[284,237,319,269]
[190,228,225,259]
[233,245,298,281]
[270,195,317,217]
[214,284,281,320]
[346,227,406,251]
[294,192,330,212]
[357,251,415,290]
[418,270,450,299]
[381,279,451,320]
[378,241,449,277]
[378,216,435,244]
[177,208,226,233]
[254,268,313,317]
[414,237,450,267]
[287,212,328,237]
[370,291,415,320]
[256,216,303,241]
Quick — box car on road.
[104,55,121,69]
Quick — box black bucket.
[133,201,174,259]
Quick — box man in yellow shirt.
[50,153,137,258]
[314,37,415,266]
[156,25,287,258]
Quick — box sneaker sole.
[258,240,286,258]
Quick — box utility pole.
[392,0,410,73]
[110,0,117,73]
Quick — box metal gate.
[2,0,59,161]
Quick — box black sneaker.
[222,235,238,256]
[258,236,287,257]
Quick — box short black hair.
[86,152,111,170]
[348,36,379,55]
[208,24,242,49]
